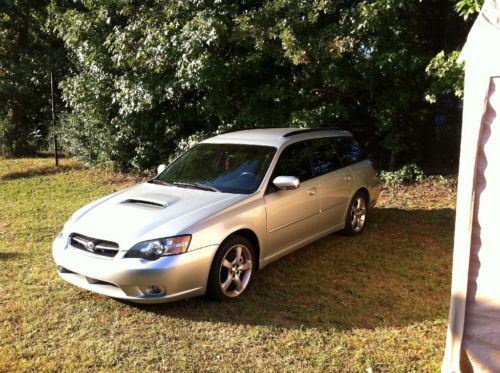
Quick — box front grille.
[70,233,119,258]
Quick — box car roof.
[202,128,353,147]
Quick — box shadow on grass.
[1,152,67,159]
[1,164,84,181]
[0,252,21,260]
[28,152,68,159]
[128,207,455,331]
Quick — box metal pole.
[50,70,59,166]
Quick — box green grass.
[0,157,455,371]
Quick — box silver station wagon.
[53,128,380,303]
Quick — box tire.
[343,191,368,236]
[207,235,256,300]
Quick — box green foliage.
[424,0,482,104]
[455,0,483,20]
[52,0,360,170]
[426,174,458,186]
[0,0,470,170]
[425,51,465,103]
[352,0,467,167]
[0,1,67,156]
[49,0,467,171]
[379,163,425,185]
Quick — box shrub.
[379,164,425,185]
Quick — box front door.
[264,141,320,257]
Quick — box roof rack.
[219,126,282,135]
[282,127,342,138]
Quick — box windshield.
[156,143,276,194]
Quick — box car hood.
[66,182,247,250]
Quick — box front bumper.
[52,234,218,303]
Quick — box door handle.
[344,176,352,182]
[308,188,316,196]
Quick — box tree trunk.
[3,102,30,156]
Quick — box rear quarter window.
[330,136,366,166]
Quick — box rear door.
[330,135,370,195]
[307,138,354,231]
[264,141,320,257]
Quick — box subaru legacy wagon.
[53,128,380,303]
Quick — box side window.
[273,141,312,181]
[307,138,342,177]
[267,142,312,193]
[330,136,366,166]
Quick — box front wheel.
[343,191,368,236]
[207,235,255,300]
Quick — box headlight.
[125,235,191,261]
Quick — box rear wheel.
[343,191,368,235]
[207,235,255,300]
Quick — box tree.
[0,0,470,170]
[0,0,67,156]
[425,0,483,102]
[422,0,483,170]
[54,1,360,170]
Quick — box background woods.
[0,0,483,172]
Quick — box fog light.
[57,266,70,273]
[145,285,162,295]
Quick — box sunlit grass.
[0,157,455,371]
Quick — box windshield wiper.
[148,179,173,186]
[172,182,221,192]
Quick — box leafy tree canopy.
[0,0,473,171]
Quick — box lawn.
[0,157,456,371]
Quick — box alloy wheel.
[350,195,367,233]
[219,244,253,298]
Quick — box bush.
[0,117,49,156]
[426,174,458,186]
[379,164,425,185]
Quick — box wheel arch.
[343,187,370,224]
[356,187,370,205]
[220,228,261,271]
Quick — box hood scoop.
[121,198,168,209]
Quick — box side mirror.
[157,164,167,175]
[273,176,300,190]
